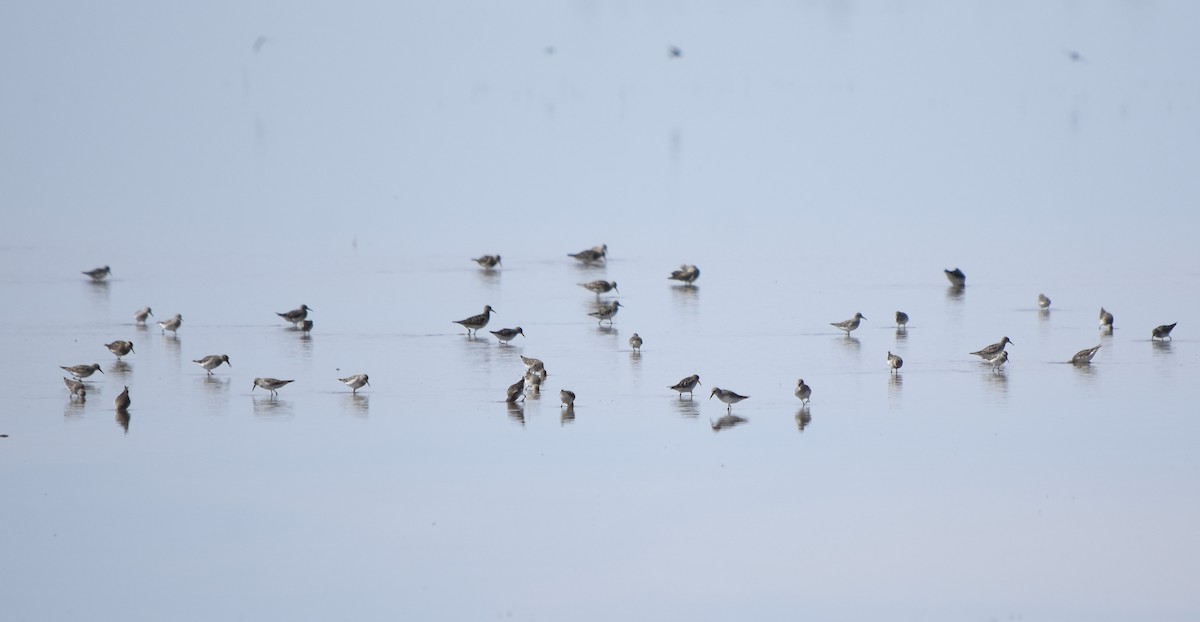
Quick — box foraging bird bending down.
[668,264,700,285]
[887,351,903,373]
[1152,323,1177,341]
[472,255,502,269]
[945,268,966,287]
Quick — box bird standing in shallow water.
[490,326,524,345]
[568,244,607,264]
[193,354,231,375]
[158,314,182,335]
[831,313,866,335]
[277,304,312,326]
[945,268,966,287]
[339,374,370,394]
[589,301,622,325]
[472,255,502,269]
[709,387,749,413]
[106,340,135,359]
[629,333,643,352]
[454,305,495,337]
[253,378,293,397]
[668,264,700,285]
[134,307,153,323]
[578,280,618,296]
[1152,323,1177,341]
[560,389,575,408]
[83,266,112,281]
[1071,345,1101,365]
[794,379,812,405]
[62,363,103,380]
[971,337,1013,359]
[1038,293,1051,309]
[887,351,903,373]
[670,374,701,398]
[114,386,131,411]
[505,377,526,403]
[895,311,909,329]
[63,377,87,399]
[1099,307,1114,331]
[987,351,1009,372]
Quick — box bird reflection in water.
[945,285,965,301]
[344,393,369,416]
[795,408,812,432]
[894,326,908,343]
[1152,339,1172,355]
[888,372,903,398]
[839,335,861,352]
[115,409,130,434]
[64,397,86,420]
[109,360,131,377]
[253,397,293,418]
[506,401,525,427]
[710,414,747,432]
[985,369,1008,394]
[673,397,700,418]
[560,405,575,426]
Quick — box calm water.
[3,2,1200,621]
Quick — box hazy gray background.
[2,2,1199,621]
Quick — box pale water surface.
[2,2,1199,621]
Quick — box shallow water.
[3,2,1200,621]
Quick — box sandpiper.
[945,268,966,287]
[986,350,1009,372]
[520,355,548,377]
[1037,293,1051,309]
[629,333,643,351]
[1099,307,1114,330]
[895,311,909,329]
[668,264,700,285]
[524,369,543,394]
[1071,345,1101,365]
[454,305,495,337]
[105,340,135,359]
[568,244,607,264]
[560,389,575,408]
[300,320,313,334]
[589,300,622,325]
[710,414,748,431]
[505,377,526,403]
[158,314,183,335]
[709,387,749,413]
[114,385,131,411]
[887,351,903,372]
[134,307,154,323]
[193,354,231,375]
[83,265,112,281]
[472,254,502,269]
[579,280,618,296]
[794,379,812,405]
[1152,323,1177,341]
[63,377,87,399]
[339,374,370,394]
[253,377,294,396]
[277,304,312,326]
[61,363,103,380]
[971,336,1013,359]
[831,313,866,335]
[490,327,524,345]
[669,374,701,398]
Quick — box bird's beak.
[366,380,371,386]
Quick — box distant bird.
[300,320,313,334]
[253,377,293,397]
[63,377,87,400]
[454,305,495,337]
[668,45,683,59]
[887,351,904,373]
[578,280,618,296]
[1099,307,1114,331]
[505,377,526,403]
[1038,293,1052,309]
[709,387,749,413]
[61,363,103,380]
[1151,323,1177,341]
[831,313,866,335]
[193,354,231,375]
[895,311,909,329]
[987,350,1009,372]
[944,268,966,287]
[490,326,525,345]
[794,379,812,405]
[105,340,135,359]
[629,333,643,352]
[158,313,182,335]
[253,35,271,53]
[473,255,502,269]
[710,414,748,431]
[568,244,607,264]
[560,389,575,408]
[670,374,701,398]
[133,307,154,323]
[277,304,312,326]
[1071,345,1101,365]
[82,265,112,281]
[668,264,700,285]
[1063,48,1086,63]
[339,374,370,394]
[971,336,1013,359]
[588,300,622,325]
[114,386,131,411]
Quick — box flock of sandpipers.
[63,254,1179,431]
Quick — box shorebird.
[560,389,575,408]
[339,374,370,394]
[133,307,154,323]
[710,414,748,431]
[1152,323,1177,341]
[668,45,683,59]
[277,304,312,326]
[63,377,87,399]
[83,266,112,281]
[895,311,909,329]
[987,350,1009,372]
[887,351,904,373]
[668,264,700,285]
[629,333,643,351]
[1071,345,1101,365]
[520,355,548,378]
[114,386,131,411]
[971,337,1013,359]
[61,363,103,380]
[158,313,182,335]
[794,379,812,405]
[568,244,607,264]
[578,280,618,296]
[524,369,543,394]
[505,377,526,403]
[300,320,313,334]
[588,300,622,325]
[490,327,524,345]
[105,340,135,359]
[472,254,502,269]
[1099,307,1114,330]
[454,305,495,337]
[945,268,966,287]
[1038,293,1051,309]
[253,377,293,397]
[831,313,866,335]
[193,354,231,375]
[709,387,749,413]
[669,374,701,398]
